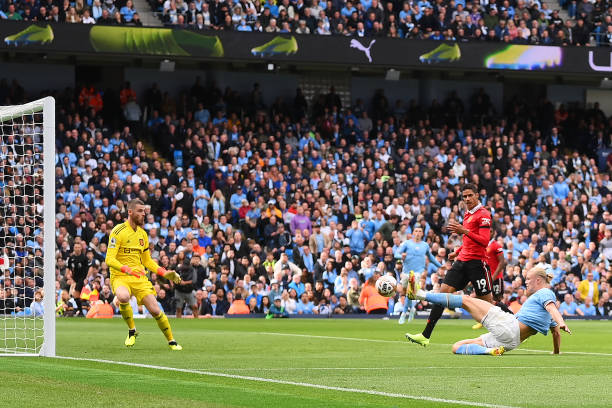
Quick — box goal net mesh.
[0,102,47,355]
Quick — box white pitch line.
[254,331,406,344]
[251,331,612,357]
[214,366,577,371]
[517,348,612,357]
[53,355,520,408]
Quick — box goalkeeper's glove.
[157,267,181,284]
[121,265,146,278]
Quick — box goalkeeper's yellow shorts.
[110,274,156,305]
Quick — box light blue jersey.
[558,301,577,315]
[394,240,441,275]
[516,288,558,335]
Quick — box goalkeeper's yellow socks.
[154,312,182,350]
[119,302,135,330]
[153,312,174,342]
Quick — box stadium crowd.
[2,0,612,45]
[152,0,612,46]
[0,0,143,25]
[0,76,611,320]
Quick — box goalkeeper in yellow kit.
[105,199,183,350]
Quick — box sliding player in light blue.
[394,227,442,324]
[404,266,571,355]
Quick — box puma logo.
[350,39,376,63]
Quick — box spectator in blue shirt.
[539,179,555,204]
[195,183,210,213]
[577,297,596,316]
[246,285,263,308]
[346,220,367,254]
[197,228,212,248]
[59,146,77,166]
[194,103,210,124]
[264,0,279,17]
[237,19,253,31]
[371,211,386,232]
[341,1,356,17]
[514,234,529,254]
[558,294,578,316]
[288,273,305,298]
[301,245,315,274]
[230,190,247,221]
[212,111,227,127]
[296,292,314,314]
[358,211,376,240]
[417,0,431,10]
[549,259,565,286]
[120,0,136,23]
[553,176,570,202]
[399,2,411,23]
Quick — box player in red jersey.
[406,184,494,347]
[486,229,507,302]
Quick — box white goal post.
[0,97,55,357]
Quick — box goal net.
[0,97,55,357]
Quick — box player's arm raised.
[140,246,181,284]
[105,233,145,278]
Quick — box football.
[375,275,397,297]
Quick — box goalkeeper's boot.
[125,330,138,347]
[472,322,483,330]
[489,346,505,356]
[168,341,183,351]
[405,332,429,347]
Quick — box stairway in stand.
[131,0,163,27]
[298,74,352,116]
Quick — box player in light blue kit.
[394,227,442,324]
[405,266,571,355]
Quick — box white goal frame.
[0,97,55,357]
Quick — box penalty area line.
[53,355,519,408]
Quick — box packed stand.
[0,0,143,25]
[3,0,611,46]
[0,77,611,318]
[147,0,612,46]
[0,86,45,318]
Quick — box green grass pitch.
[1,318,611,407]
